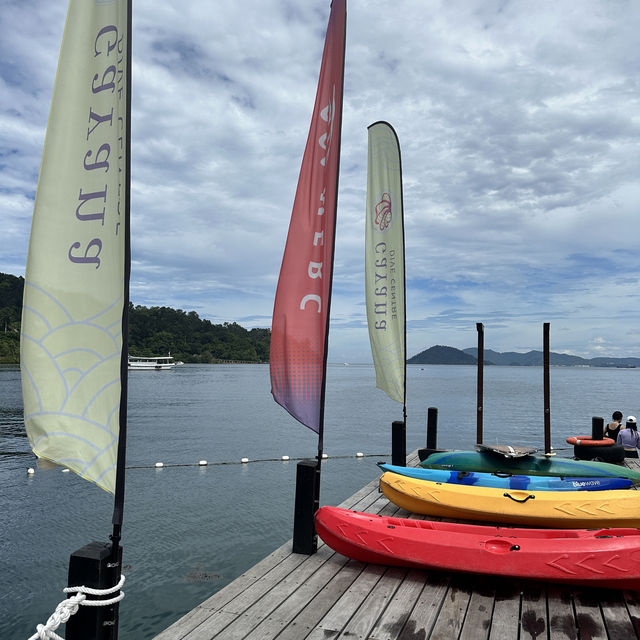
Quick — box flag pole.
[315,0,347,504]
[110,0,132,562]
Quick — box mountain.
[406,346,640,367]
[463,348,589,367]
[407,345,482,365]
[463,348,640,367]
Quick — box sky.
[2,0,640,363]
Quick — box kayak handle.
[493,472,514,478]
[503,492,535,503]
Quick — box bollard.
[426,407,438,449]
[391,421,406,466]
[292,460,318,555]
[592,416,605,440]
[66,541,122,640]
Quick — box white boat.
[128,356,175,371]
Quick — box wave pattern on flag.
[270,0,346,433]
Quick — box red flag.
[270,0,346,432]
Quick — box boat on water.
[315,506,640,590]
[380,472,640,528]
[418,448,640,481]
[128,356,175,371]
[377,462,634,491]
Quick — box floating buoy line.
[26,453,389,475]
[127,452,386,470]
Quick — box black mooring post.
[592,416,605,440]
[292,460,318,555]
[543,322,551,455]
[66,541,122,640]
[476,322,484,445]
[426,407,438,449]
[392,420,406,466]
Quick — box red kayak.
[315,506,640,590]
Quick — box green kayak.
[418,449,640,481]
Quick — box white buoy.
[155,462,164,468]
[356,452,364,458]
[27,468,35,475]
[281,455,290,461]
[198,460,208,466]
[241,457,249,463]
[62,468,70,473]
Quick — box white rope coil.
[28,575,125,640]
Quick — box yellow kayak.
[380,472,640,528]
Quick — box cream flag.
[21,0,129,494]
[365,122,406,404]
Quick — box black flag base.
[66,541,123,640]
[292,460,319,555]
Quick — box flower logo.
[374,193,392,231]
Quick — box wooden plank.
[337,567,407,639]
[195,543,298,613]
[181,612,238,640]
[276,560,367,640]
[520,583,547,639]
[546,585,577,640]
[428,576,472,640]
[338,478,380,510]
[240,552,353,640]
[573,589,607,640]
[304,563,387,639]
[458,577,495,640]
[397,575,449,640]
[214,545,341,639]
[600,588,637,640]
[368,569,430,640]
[215,550,312,617]
[487,579,521,640]
[623,590,640,637]
[153,607,216,640]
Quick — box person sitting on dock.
[617,416,640,458]
[605,410,624,440]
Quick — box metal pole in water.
[292,460,319,554]
[592,416,605,440]
[476,323,484,445]
[543,323,551,455]
[426,407,438,450]
[392,420,407,466]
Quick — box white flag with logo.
[365,121,405,404]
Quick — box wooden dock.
[153,454,640,640]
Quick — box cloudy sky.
[2,0,640,362]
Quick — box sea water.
[1,363,638,638]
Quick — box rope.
[28,575,125,640]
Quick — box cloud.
[2,0,640,361]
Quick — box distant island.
[408,345,640,368]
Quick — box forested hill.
[0,272,270,364]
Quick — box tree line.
[0,272,270,364]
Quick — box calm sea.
[2,363,639,638]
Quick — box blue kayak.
[378,463,634,491]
